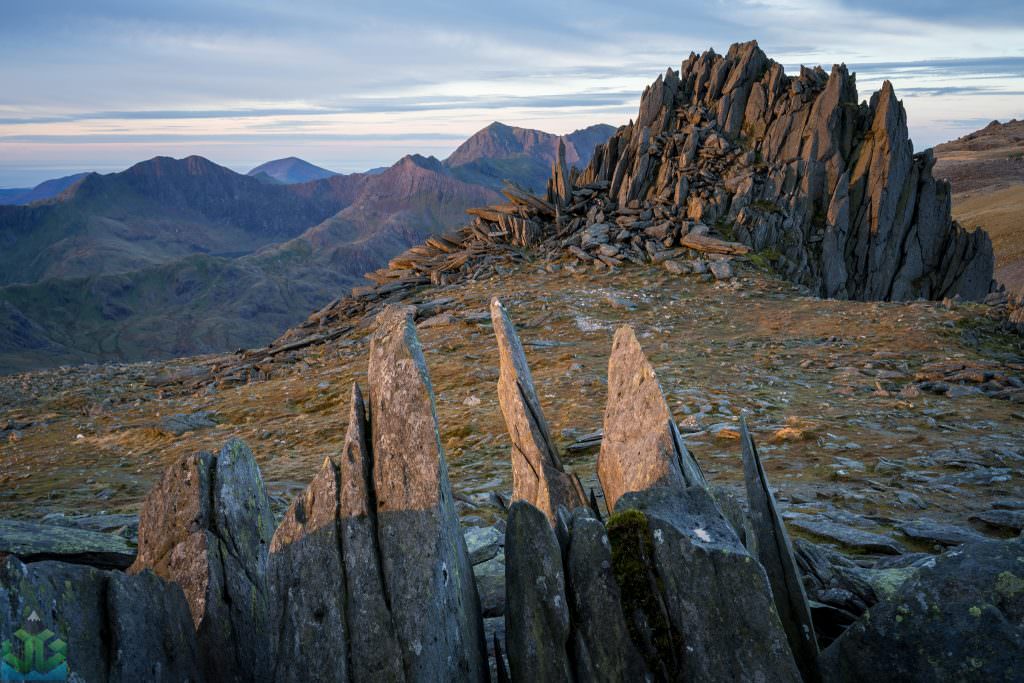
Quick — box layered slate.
[491,297,586,522]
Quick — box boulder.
[598,325,705,512]
[740,419,819,680]
[820,537,1024,682]
[610,487,802,682]
[490,297,586,522]
[0,556,200,682]
[0,518,136,570]
[129,439,274,682]
[504,501,573,682]
[368,305,488,681]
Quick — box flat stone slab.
[0,518,136,569]
[785,513,906,555]
[897,520,987,547]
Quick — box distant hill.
[247,157,339,184]
[0,122,614,372]
[0,172,91,205]
[444,122,616,192]
[935,119,1024,293]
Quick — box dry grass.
[952,184,1024,292]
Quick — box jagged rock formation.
[598,325,705,512]
[367,305,488,681]
[323,40,991,309]
[0,557,201,681]
[491,297,586,522]
[128,439,275,682]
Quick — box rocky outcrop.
[0,556,200,682]
[740,418,819,681]
[598,325,705,512]
[326,41,991,308]
[128,439,275,682]
[820,537,1024,682]
[0,518,136,570]
[368,304,488,681]
[491,297,586,522]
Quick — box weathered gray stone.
[0,518,136,570]
[491,297,586,522]
[820,537,1024,682]
[611,487,801,682]
[970,509,1024,533]
[338,382,404,682]
[598,325,705,512]
[465,525,503,565]
[268,457,349,683]
[564,508,649,681]
[0,556,201,682]
[129,439,274,682]
[504,501,572,682]
[897,519,987,547]
[785,513,906,555]
[740,419,819,681]
[368,305,487,681]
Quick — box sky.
[1,1,1022,187]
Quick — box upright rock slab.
[368,305,488,681]
[740,419,819,681]
[491,297,586,522]
[598,325,705,512]
[268,457,350,683]
[338,383,405,682]
[504,501,573,682]
[129,439,274,682]
[0,557,200,682]
[611,487,802,682]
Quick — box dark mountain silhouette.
[0,172,91,206]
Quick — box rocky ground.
[3,256,1022,558]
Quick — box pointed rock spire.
[598,325,705,511]
[490,297,586,522]
[338,382,404,681]
[368,304,488,681]
[741,418,820,682]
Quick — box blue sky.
[1,1,1022,186]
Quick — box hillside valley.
[0,123,613,373]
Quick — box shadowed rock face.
[576,40,994,301]
[128,439,274,683]
[613,487,802,682]
[740,419,820,682]
[491,297,586,522]
[598,325,705,512]
[368,304,488,681]
[0,557,201,682]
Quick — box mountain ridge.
[247,156,339,184]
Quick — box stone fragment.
[564,508,649,680]
[611,487,802,681]
[0,556,201,682]
[598,325,705,512]
[740,419,819,681]
[0,518,136,570]
[897,519,987,547]
[368,305,488,681]
[709,259,734,280]
[129,439,274,682]
[820,537,1024,682]
[970,509,1024,533]
[785,513,906,555]
[504,501,573,682]
[464,525,503,565]
[490,297,586,522]
[268,457,349,683]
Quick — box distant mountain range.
[247,157,339,184]
[0,122,613,372]
[0,172,92,205]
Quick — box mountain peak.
[248,157,338,184]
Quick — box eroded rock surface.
[491,297,586,521]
